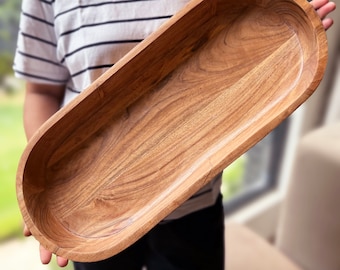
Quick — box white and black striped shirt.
[14,0,222,219]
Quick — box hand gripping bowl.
[17,0,328,262]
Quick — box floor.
[0,237,52,270]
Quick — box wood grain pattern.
[16,0,328,262]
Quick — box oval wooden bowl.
[17,0,327,262]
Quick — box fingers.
[57,256,69,267]
[24,224,50,265]
[23,224,32,237]
[24,224,69,267]
[317,2,336,30]
[316,2,336,20]
[39,244,53,264]
[310,0,331,10]
[322,17,334,30]
[39,244,69,267]
[310,0,336,30]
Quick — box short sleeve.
[13,0,70,85]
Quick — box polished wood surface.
[16,0,328,262]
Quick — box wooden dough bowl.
[16,0,327,262]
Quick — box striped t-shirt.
[14,0,222,220]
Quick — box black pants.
[73,195,225,270]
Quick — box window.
[222,119,289,214]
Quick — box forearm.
[24,82,65,141]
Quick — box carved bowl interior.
[16,0,327,262]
